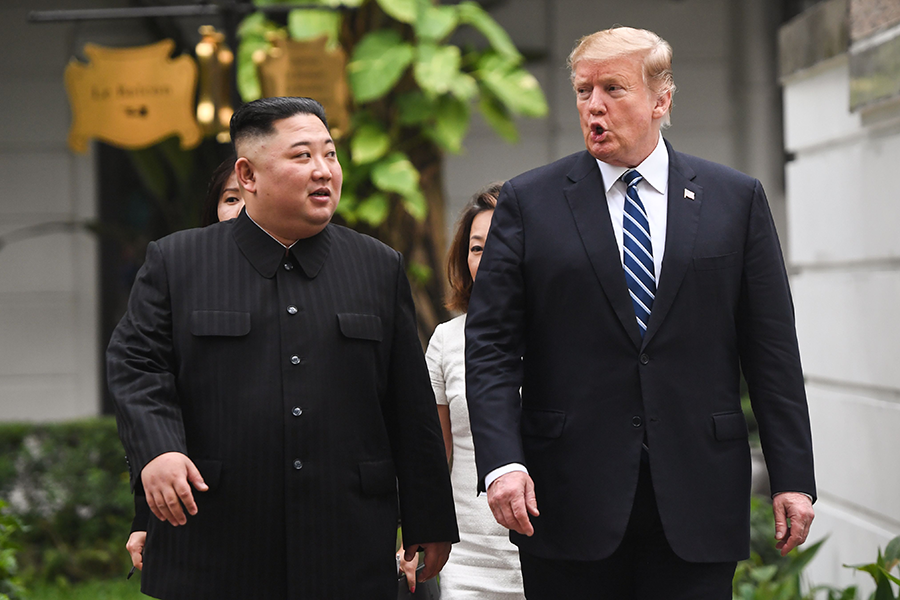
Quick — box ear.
[652,90,672,120]
[235,157,256,194]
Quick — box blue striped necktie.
[621,169,656,337]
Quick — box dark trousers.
[519,452,736,600]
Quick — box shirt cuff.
[484,463,529,492]
[773,491,813,501]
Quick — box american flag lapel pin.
[684,188,695,200]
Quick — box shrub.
[0,418,133,585]
[0,499,27,600]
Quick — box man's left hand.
[404,541,451,583]
[773,492,815,556]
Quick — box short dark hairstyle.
[230,97,329,149]
[446,182,502,313]
[201,154,238,226]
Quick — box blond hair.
[568,27,676,127]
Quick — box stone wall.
[781,0,900,592]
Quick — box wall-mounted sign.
[256,36,349,138]
[65,40,201,153]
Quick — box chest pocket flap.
[190,310,251,337]
[337,313,383,342]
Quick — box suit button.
[290,355,301,365]
[284,262,294,271]
[292,407,303,417]
[287,305,298,315]
[293,459,303,470]
[632,416,642,427]
[640,354,650,365]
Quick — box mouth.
[310,188,331,199]
[591,124,606,140]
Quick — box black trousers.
[519,452,736,600]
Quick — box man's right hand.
[141,452,208,526]
[487,471,539,536]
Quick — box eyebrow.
[290,139,334,148]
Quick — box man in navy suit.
[465,27,815,599]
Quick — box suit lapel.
[564,151,642,350]
[642,142,702,347]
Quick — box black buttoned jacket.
[108,211,457,599]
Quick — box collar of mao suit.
[231,207,333,279]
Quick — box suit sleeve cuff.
[484,463,529,493]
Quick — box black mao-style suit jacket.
[465,141,815,564]
[108,211,458,599]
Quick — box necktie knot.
[622,169,643,188]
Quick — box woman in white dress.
[399,183,524,599]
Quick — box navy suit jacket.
[465,142,815,563]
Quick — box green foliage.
[237,0,548,230]
[0,500,26,600]
[28,578,144,600]
[733,496,832,600]
[0,419,133,585]
[348,30,416,103]
[844,535,900,600]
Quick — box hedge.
[0,418,133,584]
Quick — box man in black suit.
[108,97,458,599]
[465,27,815,599]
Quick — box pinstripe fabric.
[108,211,458,599]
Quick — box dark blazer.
[465,142,815,564]
[108,211,458,599]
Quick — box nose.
[311,155,332,181]
[588,89,606,115]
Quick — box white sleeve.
[425,323,448,406]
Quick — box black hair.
[201,154,238,226]
[230,97,329,149]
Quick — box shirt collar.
[595,134,669,195]
[232,208,332,279]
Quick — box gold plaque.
[65,40,202,153]
[257,36,350,137]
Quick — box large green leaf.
[428,95,469,153]
[348,30,415,103]
[477,53,548,117]
[873,576,895,600]
[350,121,391,164]
[395,91,435,125]
[885,535,900,566]
[415,5,458,41]
[448,72,478,101]
[376,0,419,24]
[457,1,520,61]
[287,9,341,48]
[414,43,461,96]
[356,193,391,226]
[371,152,419,195]
[401,188,428,222]
[478,92,518,142]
